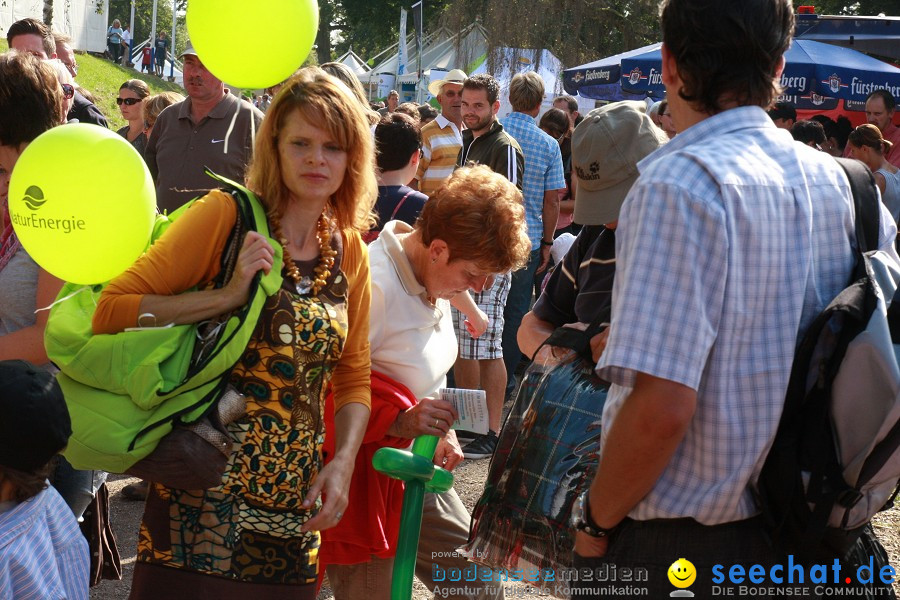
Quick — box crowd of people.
[2,0,900,598]
[105,18,171,78]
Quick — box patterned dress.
[132,234,352,596]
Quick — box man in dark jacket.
[452,73,524,460]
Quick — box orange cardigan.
[92,190,372,410]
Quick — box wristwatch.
[540,238,554,246]
[570,490,617,538]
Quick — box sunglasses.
[116,97,141,106]
[61,83,75,100]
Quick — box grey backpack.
[756,158,900,563]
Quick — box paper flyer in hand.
[440,387,489,435]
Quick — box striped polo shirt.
[415,114,463,196]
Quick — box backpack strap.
[389,190,416,222]
[130,171,284,446]
[835,157,880,255]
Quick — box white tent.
[359,22,564,111]
[471,48,564,119]
[1,0,110,53]
[336,49,371,76]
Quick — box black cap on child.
[0,360,71,473]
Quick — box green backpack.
[44,172,283,473]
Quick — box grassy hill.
[0,38,184,130]
[72,52,185,131]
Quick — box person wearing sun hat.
[518,101,668,363]
[0,359,89,600]
[414,68,468,195]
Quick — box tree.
[315,0,450,64]
[813,1,898,15]
[439,0,660,69]
[314,0,660,72]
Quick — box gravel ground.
[91,464,900,600]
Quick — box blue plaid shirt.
[0,485,89,599]
[597,106,900,525]
[501,112,566,249]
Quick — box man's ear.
[491,100,501,116]
[661,43,679,89]
[410,149,420,168]
[774,54,786,80]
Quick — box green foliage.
[812,1,898,15]
[319,0,660,71]
[317,0,449,64]
[439,0,661,69]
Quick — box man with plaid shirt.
[571,0,900,597]
[499,72,564,412]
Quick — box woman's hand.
[300,454,354,533]
[464,306,489,339]
[222,231,274,309]
[433,430,464,471]
[387,397,459,439]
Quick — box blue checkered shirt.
[501,112,566,249]
[0,485,89,599]
[596,106,900,525]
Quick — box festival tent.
[359,22,564,114]
[336,49,371,76]
[358,28,464,102]
[561,43,662,102]
[619,39,900,103]
[469,48,565,119]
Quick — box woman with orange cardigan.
[93,67,375,600]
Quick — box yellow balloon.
[8,124,156,285]
[186,0,319,89]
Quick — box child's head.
[0,360,71,502]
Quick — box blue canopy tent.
[561,43,662,101]
[619,39,900,103]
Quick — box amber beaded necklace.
[282,213,337,296]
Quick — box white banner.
[397,8,409,76]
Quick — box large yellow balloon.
[186,0,319,89]
[8,124,156,285]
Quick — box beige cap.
[427,68,467,97]
[572,101,668,226]
[179,39,197,59]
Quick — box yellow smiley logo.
[668,558,697,588]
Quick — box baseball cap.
[427,69,467,97]
[179,39,197,59]
[572,101,668,226]
[0,360,71,473]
